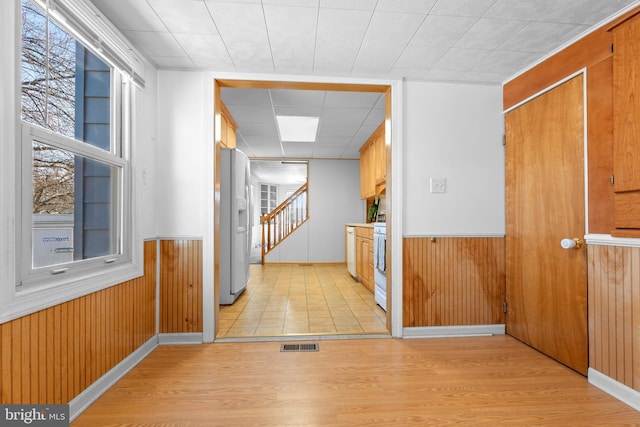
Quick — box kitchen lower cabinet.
[355,226,374,293]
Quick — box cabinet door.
[364,145,375,199]
[362,237,370,287]
[355,236,364,278]
[613,14,640,233]
[375,134,385,185]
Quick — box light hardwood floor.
[72,335,639,426]
[218,264,388,337]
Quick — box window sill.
[0,260,143,324]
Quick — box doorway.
[213,79,393,340]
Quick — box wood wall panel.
[159,240,203,333]
[402,237,505,327]
[0,240,156,404]
[587,244,640,391]
[503,28,612,111]
[586,57,615,234]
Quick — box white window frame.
[0,0,144,323]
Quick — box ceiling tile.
[483,0,556,20]
[264,5,318,73]
[430,0,497,17]
[352,41,406,75]
[172,33,230,61]
[206,2,274,70]
[375,0,438,14]
[363,109,385,126]
[150,56,195,68]
[316,137,353,147]
[320,0,377,10]
[148,0,218,34]
[431,47,490,72]
[282,142,314,157]
[237,121,279,137]
[190,56,237,70]
[364,11,426,43]
[410,15,478,47]
[500,22,588,53]
[324,91,382,108]
[536,0,638,25]
[473,50,539,74]
[225,105,275,123]
[263,0,319,6]
[314,8,372,74]
[394,44,449,69]
[241,135,282,146]
[221,88,272,106]
[317,124,362,138]
[122,31,186,57]
[455,18,525,50]
[91,0,167,32]
[271,90,325,107]
[320,108,371,125]
[275,106,323,117]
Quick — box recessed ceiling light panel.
[276,115,319,142]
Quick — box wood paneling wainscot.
[402,237,505,327]
[159,239,203,333]
[587,244,640,392]
[0,240,156,404]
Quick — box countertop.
[345,223,374,228]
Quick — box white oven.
[373,222,386,311]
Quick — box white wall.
[266,159,362,263]
[403,81,505,236]
[136,64,158,239]
[156,71,207,237]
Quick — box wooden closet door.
[505,74,588,375]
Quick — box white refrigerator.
[219,148,251,305]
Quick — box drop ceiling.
[89,0,639,160]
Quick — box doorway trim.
[202,73,404,342]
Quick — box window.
[260,184,277,215]
[18,0,133,290]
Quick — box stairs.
[260,181,309,264]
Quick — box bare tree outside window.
[21,0,76,215]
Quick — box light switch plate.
[430,177,446,193]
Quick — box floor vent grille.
[280,343,319,352]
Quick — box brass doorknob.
[561,238,583,249]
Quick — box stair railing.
[261,181,309,264]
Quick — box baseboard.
[158,332,203,345]
[588,368,640,411]
[402,324,506,338]
[69,336,157,421]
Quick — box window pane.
[21,0,48,129]
[21,0,111,149]
[32,142,120,268]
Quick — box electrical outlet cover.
[430,177,446,193]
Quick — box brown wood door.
[505,74,588,375]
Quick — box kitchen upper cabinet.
[218,101,237,148]
[374,131,386,194]
[612,12,640,235]
[359,122,385,200]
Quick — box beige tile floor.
[218,263,388,338]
